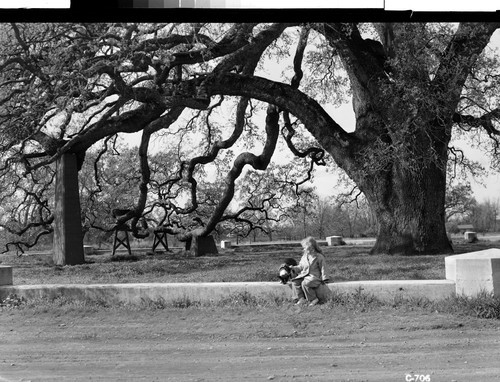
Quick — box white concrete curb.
[0,280,456,305]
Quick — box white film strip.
[0,0,69,7]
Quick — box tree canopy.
[1,22,500,255]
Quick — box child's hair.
[301,236,322,254]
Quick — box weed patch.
[217,291,260,307]
[138,296,201,309]
[171,296,200,309]
[325,288,383,312]
[0,293,26,308]
[435,292,500,319]
[3,288,500,320]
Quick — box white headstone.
[445,248,500,297]
[326,236,343,246]
[464,231,477,243]
[221,240,232,249]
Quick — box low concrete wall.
[333,280,456,301]
[0,279,456,305]
[0,282,290,305]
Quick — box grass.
[1,240,498,285]
[2,239,500,321]
[433,292,500,319]
[3,288,500,320]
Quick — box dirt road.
[1,304,499,382]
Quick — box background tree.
[1,22,500,259]
[310,196,335,239]
[445,182,477,222]
[0,162,54,252]
[78,142,147,246]
[467,198,500,233]
[221,161,311,242]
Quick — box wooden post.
[53,153,85,266]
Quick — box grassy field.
[1,240,498,285]
[2,240,500,382]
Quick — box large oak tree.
[1,22,500,261]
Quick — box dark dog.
[278,258,298,284]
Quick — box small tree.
[445,182,477,222]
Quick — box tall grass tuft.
[2,290,500,320]
[217,291,260,307]
[436,292,500,319]
[171,296,200,309]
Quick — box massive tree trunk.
[342,75,456,256]
[341,82,455,255]
[361,161,453,255]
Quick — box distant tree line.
[447,199,500,234]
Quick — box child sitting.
[290,236,329,306]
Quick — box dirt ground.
[1,304,499,382]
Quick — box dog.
[278,258,298,284]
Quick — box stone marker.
[0,266,13,286]
[326,236,344,246]
[221,241,232,249]
[445,248,500,297]
[464,231,478,243]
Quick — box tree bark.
[361,160,453,255]
[53,153,85,265]
[185,235,218,257]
